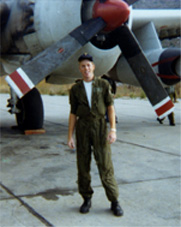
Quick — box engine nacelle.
[152,48,181,86]
[108,47,181,87]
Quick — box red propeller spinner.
[93,0,130,32]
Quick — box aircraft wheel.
[16,88,44,130]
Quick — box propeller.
[5,17,106,98]
[112,25,174,119]
[6,0,174,119]
[92,0,174,119]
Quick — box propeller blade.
[123,0,139,5]
[6,17,106,98]
[114,25,174,119]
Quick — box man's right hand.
[68,137,75,149]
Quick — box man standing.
[67,53,123,217]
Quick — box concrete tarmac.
[0,94,180,227]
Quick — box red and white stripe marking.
[5,68,34,98]
[154,96,174,119]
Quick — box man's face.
[79,60,95,82]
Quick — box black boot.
[168,113,175,126]
[111,201,124,217]
[157,117,164,124]
[79,197,91,214]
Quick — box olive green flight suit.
[69,77,119,202]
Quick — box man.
[67,53,123,217]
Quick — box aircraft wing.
[132,9,181,39]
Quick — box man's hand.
[107,105,117,144]
[107,131,117,144]
[68,137,75,149]
[68,113,77,149]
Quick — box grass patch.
[0,76,180,99]
[115,84,147,99]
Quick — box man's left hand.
[107,131,117,144]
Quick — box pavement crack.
[0,182,54,227]
[117,175,180,185]
[45,120,68,128]
[117,139,180,157]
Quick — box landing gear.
[8,88,44,131]
[16,88,44,130]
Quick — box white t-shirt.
[83,81,92,108]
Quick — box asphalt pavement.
[0,94,180,227]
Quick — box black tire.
[16,88,44,130]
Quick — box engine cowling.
[152,48,181,86]
[108,47,181,87]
